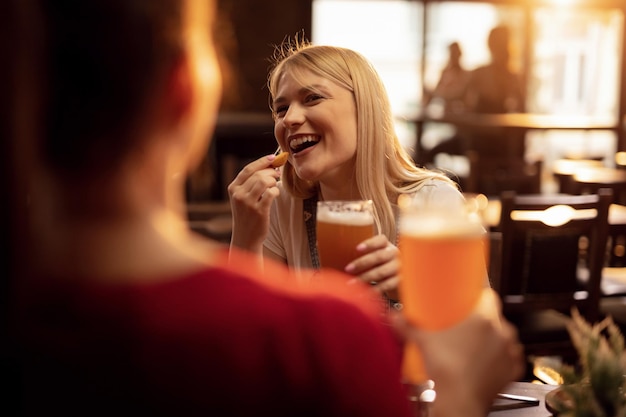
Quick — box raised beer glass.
[316,200,376,271]
[398,193,488,385]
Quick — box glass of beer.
[316,200,376,271]
[398,193,488,384]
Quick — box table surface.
[488,382,557,417]
[406,381,556,417]
[416,112,618,130]
[552,159,605,176]
[572,166,626,184]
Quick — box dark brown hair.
[39,0,185,177]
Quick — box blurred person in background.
[466,25,524,115]
[424,41,470,115]
[421,41,471,165]
[464,24,526,158]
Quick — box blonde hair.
[268,37,456,242]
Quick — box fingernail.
[345,263,355,273]
[356,243,366,251]
[346,278,358,285]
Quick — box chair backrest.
[465,150,542,197]
[487,231,503,292]
[497,189,612,323]
[607,223,626,267]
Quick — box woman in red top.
[7,0,523,416]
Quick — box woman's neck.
[318,181,360,201]
[30,157,211,281]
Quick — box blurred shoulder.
[415,178,464,206]
[223,248,383,320]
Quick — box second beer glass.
[398,193,488,384]
[316,200,375,271]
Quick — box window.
[313,0,624,177]
[530,7,622,117]
[313,0,422,118]
[312,0,422,149]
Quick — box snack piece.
[271,151,289,168]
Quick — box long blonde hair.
[268,37,456,243]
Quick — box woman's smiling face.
[272,69,358,185]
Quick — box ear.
[164,53,194,124]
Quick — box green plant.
[553,309,626,417]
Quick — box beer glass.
[398,193,488,384]
[316,200,375,271]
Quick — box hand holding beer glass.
[316,200,376,271]
[398,193,488,385]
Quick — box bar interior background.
[188,0,626,202]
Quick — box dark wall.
[218,0,312,112]
[186,1,312,201]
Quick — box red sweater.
[14,251,411,416]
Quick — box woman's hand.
[228,154,282,255]
[345,234,400,300]
[392,289,525,417]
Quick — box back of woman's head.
[268,38,397,199]
[38,0,185,178]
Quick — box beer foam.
[400,211,483,238]
[317,208,374,226]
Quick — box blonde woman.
[229,38,465,300]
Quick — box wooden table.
[410,112,619,163]
[552,159,604,176]
[420,113,617,131]
[406,381,556,416]
[552,159,606,194]
[488,382,557,417]
[573,166,626,185]
[570,167,626,205]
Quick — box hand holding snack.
[228,153,284,255]
[271,151,289,168]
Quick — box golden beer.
[316,201,375,271]
[398,198,487,384]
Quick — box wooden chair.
[497,189,612,363]
[605,222,626,267]
[465,150,542,198]
[597,222,626,334]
